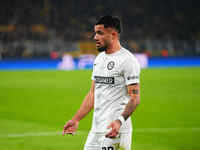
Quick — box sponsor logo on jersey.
[107,61,115,70]
[127,75,139,80]
[94,76,115,84]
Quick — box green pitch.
[0,67,200,150]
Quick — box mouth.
[96,42,101,47]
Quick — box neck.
[105,40,121,54]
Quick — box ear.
[111,31,118,39]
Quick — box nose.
[94,34,98,41]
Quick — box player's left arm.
[121,83,140,120]
[106,83,140,138]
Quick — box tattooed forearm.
[132,89,139,94]
[122,100,137,120]
[122,84,140,121]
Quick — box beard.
[97,46,107,52]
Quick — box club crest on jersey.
[107,61,115,70]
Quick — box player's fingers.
[106,132,116,138]
[63,129,70,136]
[64,123,69,129]
[64,131,73,134]
[106,130,118,138]
[63,129,76,136]
[105,128,111,137]
[106,127,119,138]
[106,122,119,138]
[63,124,73,135]
[105,128,114,137]
[110,133,118,138]
[64,121,74,129]
[63,128,69,136]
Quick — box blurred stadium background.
[0,0,200,150]
[0,0,200,69]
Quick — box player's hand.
[63,120,79,136]
[105,120,122,138]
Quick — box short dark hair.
[95,15,122,33]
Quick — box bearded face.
[94,25,113,52]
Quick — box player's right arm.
[63,81,95,135]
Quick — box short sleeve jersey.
[91,47,140,133]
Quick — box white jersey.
[91,47,140,133]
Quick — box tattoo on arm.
[122,100,136,120]
[122,84,140,121]
[132,89,139,94]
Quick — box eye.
[97,31,103,35]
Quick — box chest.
[93,56,124,85]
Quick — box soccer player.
[63,15,140,150]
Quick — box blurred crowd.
[0,0,200,59]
